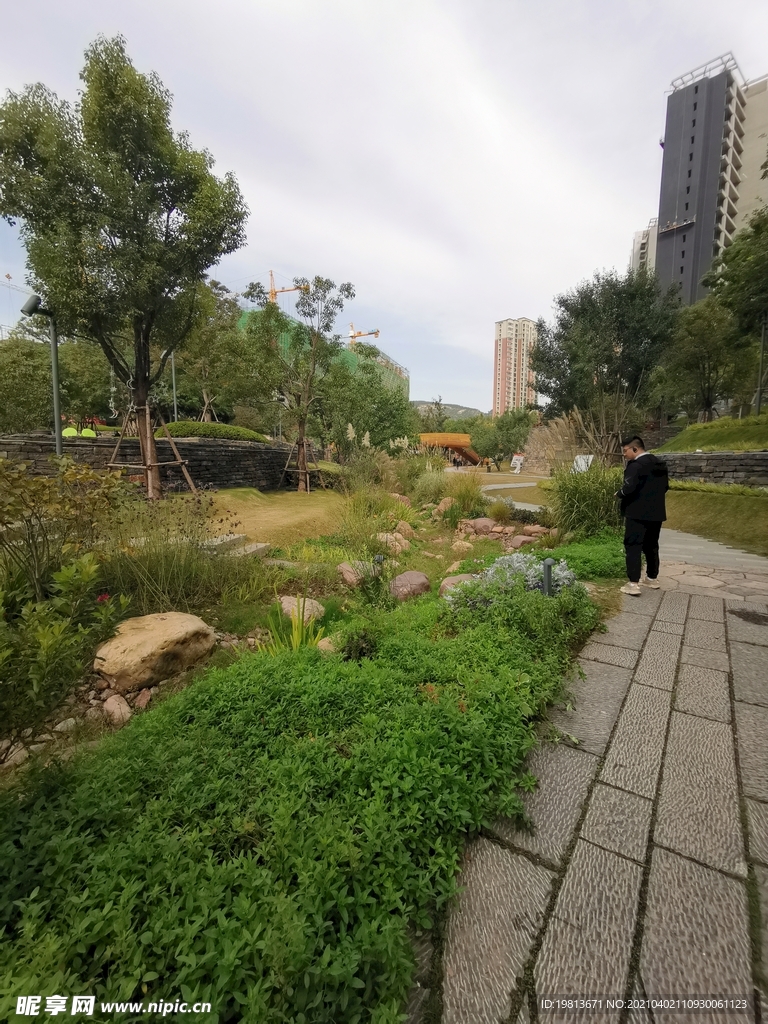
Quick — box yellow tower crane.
[268,270,309,304]
[348,322,380,347]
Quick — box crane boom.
[268,270,309,304]
[348,322,380,347]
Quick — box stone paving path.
[410,549,768,1024]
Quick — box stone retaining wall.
[659,450,768,486]
[0,435,294,491]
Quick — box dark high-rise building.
[655,55,747,304]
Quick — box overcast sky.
[2,0,768,410]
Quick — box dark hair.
[621,435,645,449]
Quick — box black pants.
[624,518,662,583]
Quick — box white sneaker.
[620,582,641,596]
[641,574,660,589]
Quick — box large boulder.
[435,496,455,514]
[509,535,538,549]
[390,571,431,601]
[390,493,412,507]
[280,596,325,623]
[376,532,410,555]
[439,574,476,597]
[523,525,550,537]
[468,517,498,536]
[396,520,415,539]
[94,613,215,694]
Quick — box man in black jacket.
[616,435,669,597]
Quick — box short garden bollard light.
[542,558,555,596]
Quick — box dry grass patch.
[212,488,345,548]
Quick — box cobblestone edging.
[413,567,768,1023]
[0,435,293,491]
[659,451,768,486]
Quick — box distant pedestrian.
[616,435,669,597]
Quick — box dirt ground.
[212,488,345,548]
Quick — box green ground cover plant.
[655,413,768,452]
[0,569,597,1022]
[668,479,768,496]
[155,421,269,442]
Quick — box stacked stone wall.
[0,435,293,491]
[659,450,768,486]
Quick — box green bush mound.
[0,586,597,1022]
[545,533,626,580]
[656,413,768,453]
[155,420,269,443]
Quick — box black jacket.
[619,453,669,521]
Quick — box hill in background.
[411,401,487,420]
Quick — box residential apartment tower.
[493,317,537,415]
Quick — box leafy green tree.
[470,419,504,470]
[312,358,416,457]
[704,206,768,408]
[419,396,448,433]
[59,341,113,428]
[172,281,253,422]
[532,269,679,455]
[0,337,51,432]
[495,409,535,456]
[244,277,354,491]
[650,296,757,421]
[0,35,248,495]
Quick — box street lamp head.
[20,294,42,316]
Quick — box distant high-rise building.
[653,53,768,305]
[630,218,659,273]
[493,318,536,415]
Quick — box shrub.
[447,471,486,516]
[393,452,446,496]
[0,553,127,745]
[549,464,623,537]
[487,499,512,524]
[155,420,269,442]
[444,553,579,614]
[0,586,595,1020]
[0,457,125,601]
[412,468,447,506]
[338,449,398,494]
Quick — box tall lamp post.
[21,294,62,456]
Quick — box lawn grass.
[213,488,345,547]
[656,413,768,452]
[481,484,549,505]
[665,490,768,557]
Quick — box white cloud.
[2,0,768,407]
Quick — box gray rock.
[103,694,132,727]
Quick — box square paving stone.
[727,604,768,646]
[579,642,638,670]
[731,641,768,708]
[535,840,642,1018]
[442,837,553,1024]
[680,645,730,673]
[633,632,682,690]
[674,664,730,723]
[548,662,632,757]
[590,613,654,651]
[493,744,598,866]
[746,799,768,865]
[600,684,671,798]
[622,588,663,616]
[735,702,768,802]
[655,712,746,876]
[656,591,689,624]
[580,783,652,863]
[683,618,727,652]
[688,594,725,622]
[651,619,684,636]
[640,848,752,1019]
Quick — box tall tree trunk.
[134,382,162,499]
[296,416,309,493]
